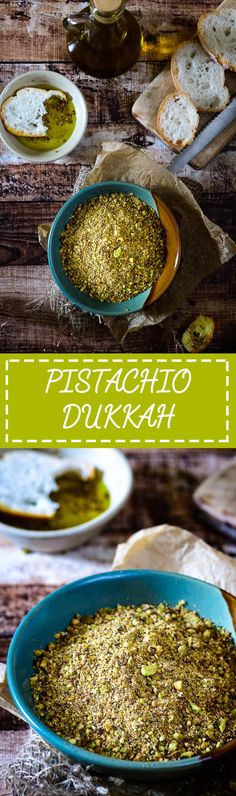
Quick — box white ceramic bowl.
[0,70,88,163]
[0,449,133,553]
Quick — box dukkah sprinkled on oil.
[30,601,236,761]
[18,90,76,152]
[60,193,166,303]
[0,468,110,532]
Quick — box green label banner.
[0,354,235,448]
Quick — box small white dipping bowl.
[0,70,88,163]
[0,449,133,553]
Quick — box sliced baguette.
[1,87,66,138]
[198,9,236,72]
[156,91,199,150]
[171,39,230,112]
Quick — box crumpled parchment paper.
[39,142,236,343]
[112,523,236,595]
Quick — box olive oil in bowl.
[18,90,76,152]
[0,468,110,532]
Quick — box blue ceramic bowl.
[7,570,236,781]
[48,181,160,317]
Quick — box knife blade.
[168,96,236,173]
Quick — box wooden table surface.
[0,1,236,353]
[1,449,236,793]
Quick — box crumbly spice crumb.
[31,601,236,762]
[60,193,166,303]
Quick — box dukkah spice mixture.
[31,601,236,761]
[60,193,166,302]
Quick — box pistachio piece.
[141,663,158,677]
[39,657,49,669]
[169,740,178,751]
[219,717,227,732]
[180,751,194,758]
[189,701,200,713]
[174,680,183,691]
[178,645,186,655]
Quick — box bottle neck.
[90,0,126,24]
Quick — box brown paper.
[112,523,236,596]
[39,142,236,343]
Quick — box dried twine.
[0,730,233,796]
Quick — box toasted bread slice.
[1,87,66,138]
[0,451,96,520]
[198,8,236,72]
[156,91,199,150]
[171,39,229,112]
[182,315,215,352]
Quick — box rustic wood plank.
[0,586,55,636]
[1,148,236,196]
[0,1,198,64]
[0,258,236,353]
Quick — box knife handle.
[191,117,236,169]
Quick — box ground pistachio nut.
[141,663,158,676]
[30,601,236,763]
[60,192,166,303]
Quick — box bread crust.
[171,39,229,112]
[156,91,199,151]
[198,10,236,73]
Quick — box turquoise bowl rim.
[47,181,159,317]
[7,569,236,777]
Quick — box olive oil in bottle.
[63,0,141,78]
[141,20,196,62]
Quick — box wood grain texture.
[0,1,198,64]
[0,0,235,352]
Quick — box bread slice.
[198,9,236,72]
[0,87,66,138]
[0,451,96,520]
[181,315,215,352]
[171,39,230,112]
[156,91,199,150]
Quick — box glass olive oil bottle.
[63,0,141,78]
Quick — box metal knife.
[168,96,236,173]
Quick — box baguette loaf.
[156,91,199,150]
[198,9,236,72]
[171,40,230,112]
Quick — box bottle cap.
[91,0,125,17]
